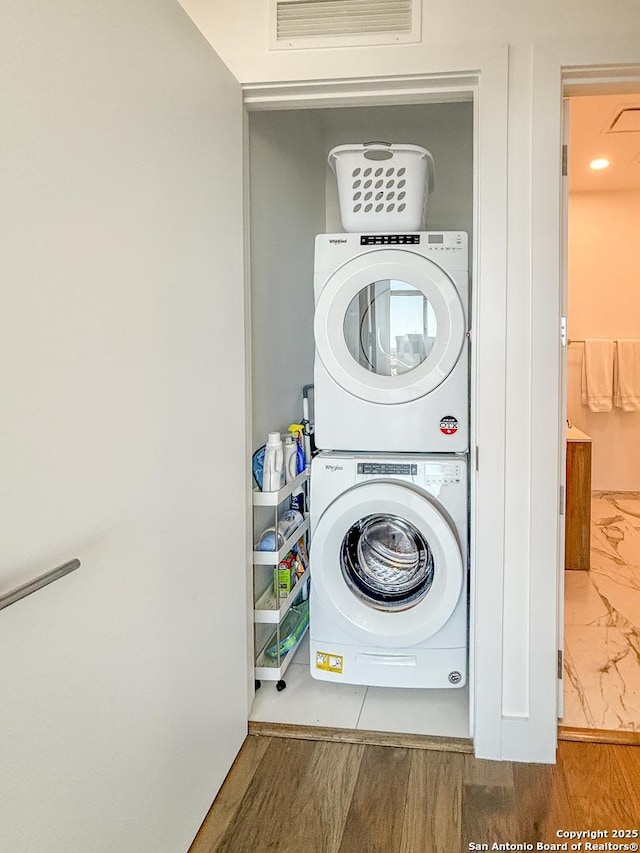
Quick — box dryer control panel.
[360,235,420,245]
[315,232,469,275]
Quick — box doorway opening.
[246,96,476,741]
[561,89,640,735]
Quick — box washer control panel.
[355,460,464,484]
[424,462,465,485]
[357,462,418,475]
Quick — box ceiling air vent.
[270,0,420,50]
[608,108,640,134]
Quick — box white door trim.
[241,45,511,760]
[557,98,570,721]
[471,46,509,759]
[243,75,476,110]
[530,38,640,760]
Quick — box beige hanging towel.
[614,339,640,411]
[581,339,615,412]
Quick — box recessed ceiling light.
[589,158,610,170]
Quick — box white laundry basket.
[328,142,435,233]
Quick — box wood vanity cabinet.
[565,437,592,571]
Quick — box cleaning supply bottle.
[283,434,298,483]
[262,432,285,492]
[289,423,306,473]
[287,424,306,512]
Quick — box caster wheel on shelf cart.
[255,680,261,690]
[276,680,286,692]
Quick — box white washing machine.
[313,232,469,453]
[309,451,468,689]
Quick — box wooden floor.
[189,735,640,852]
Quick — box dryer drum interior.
[340,513,434,610]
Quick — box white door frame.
[557,98,570,721]
[530,39,640,756]
[243,42,511,760]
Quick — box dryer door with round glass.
[314,249,466,405]
[310,481,464,647]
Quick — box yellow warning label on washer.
[315,651,344,674]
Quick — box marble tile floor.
[562,493,640,731]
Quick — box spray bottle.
[287,424,306,512]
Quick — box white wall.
[249,110,325,450]
[1,2,247,850]
[177,0,640,85]
[567,190,640,491]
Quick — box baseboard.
[248,720,474,753]
[558,725,640,746]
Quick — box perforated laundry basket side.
[329,142,435,233]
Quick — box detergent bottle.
[262,432,285,492]
[283,434,298,483]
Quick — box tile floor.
[250,631,470,738]
[562,493,640,731]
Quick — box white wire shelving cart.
[252,469,310,691]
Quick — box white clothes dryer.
[309,451,468,689]
[313,232,469,453]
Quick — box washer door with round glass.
[314,249,466,405]
[310,481,464,647]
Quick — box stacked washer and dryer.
[309,143,470,689]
